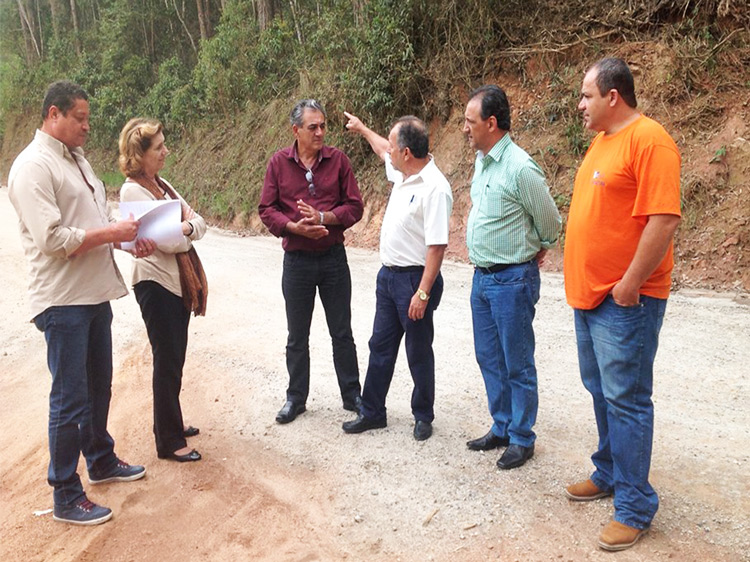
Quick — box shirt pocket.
[482,180,518,219]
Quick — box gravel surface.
[1,187,748,561]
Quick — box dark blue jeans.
[33,303,119,507]
[575,295,667,530]
[470,261,540,448]
[282,244,360,405]
[360,267,443,423]
[134,281,190,456]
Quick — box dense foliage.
[4,0,746,146]
[1,0,748,227]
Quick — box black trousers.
[281,244,360,405]
[134,281,190,455]
[361,267,443,423]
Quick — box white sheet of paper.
[119,199,183,250]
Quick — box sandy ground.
[0,185,748,562]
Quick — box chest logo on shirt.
[591,170,605,187]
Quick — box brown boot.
[565,479,611,501]
[598,520,648,551]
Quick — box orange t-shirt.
[564,115,681,310]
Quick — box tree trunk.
[196,0,208,41]
[35,0,44,57]
[195,0,213,41]
[205,0,212,37]
[17,0,34,61]
[48,0,61,41]
[16,0,41,60]
[256,0,275,32]
[173,0,198,53]
[288,0,302,44]
[69,0,81,55]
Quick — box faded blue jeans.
[470,261,540,448]
[574,294,667,530]
[33,303,119,507]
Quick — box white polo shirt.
[380,155,453,267]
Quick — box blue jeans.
[361,267,443,423]
[470,261,540,448]
[33,303,119,507]
[282,244,360,405]
[574,295,667,530]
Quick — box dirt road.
[1,186,748,561]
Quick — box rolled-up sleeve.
[164,178,208,247]
[185,209,207,241]
[168,200,206,253]
[331,153,364,228]
[10,160,85,258]
[517,165,562,249]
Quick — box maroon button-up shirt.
[259,143,364,252]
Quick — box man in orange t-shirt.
[563,58,681,551]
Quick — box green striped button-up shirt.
[466,134,561,267]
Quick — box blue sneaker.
[89,458,146,485]
[53,498,112,526]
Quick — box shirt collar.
[478,133,511,165]
[35,129,84,162]
[287,141,333,166]
[400,154,436,186]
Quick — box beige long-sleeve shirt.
[120,179,206,297]
[8,129,127,319]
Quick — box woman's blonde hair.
[118,117,163,177]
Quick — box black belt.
[384,265,424,273]
[287,244,343,258]
[475,263,513,274]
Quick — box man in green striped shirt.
[463,85,561,470]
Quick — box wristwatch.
[416,288,430,302]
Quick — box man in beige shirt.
[8,80,154,526]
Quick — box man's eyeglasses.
[305,169,316,197]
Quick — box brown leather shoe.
[598,520,647,551]
[565,479,611,501]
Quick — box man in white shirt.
[9,81,153,526]
[341,112,453,441]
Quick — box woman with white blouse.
[118,118,208,462]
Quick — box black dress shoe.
[342,413,387,434]
[496,444,534,470]
[342,395,363,413]
[276,400,306,424]
[183,426,200,438]
[466,430,509,451]
[413,420,432,441]
[158,449,202,462]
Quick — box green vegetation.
[710,146,727,164]
[1,0,749,233]
[99,170,125,189]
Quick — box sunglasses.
[305,169,316,197]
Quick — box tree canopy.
[3,0,745,148]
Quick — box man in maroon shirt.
[259,99,364,424]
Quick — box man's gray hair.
[290,99,327,127]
